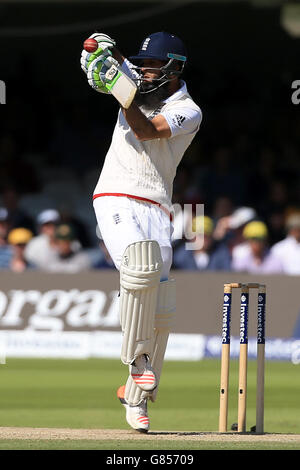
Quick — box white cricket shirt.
[93,76,202,211]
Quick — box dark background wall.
[1,1,299,164]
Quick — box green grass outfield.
[0,358,299,450]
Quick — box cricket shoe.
[117,385,150,433]
[130,354,157,392]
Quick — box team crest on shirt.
[113,213,121,224]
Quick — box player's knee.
[118,240,171,281]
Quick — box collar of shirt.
[163,80,187,104]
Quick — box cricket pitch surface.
[0,427,299,444]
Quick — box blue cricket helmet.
[130,31,187,63]
[129,32,187,94]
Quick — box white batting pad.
[120,240,163,365]
[124,279,176,406]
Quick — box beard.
[134,80,171,110]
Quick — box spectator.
[213,206,257,252]
[46,223,91,273]
[7,228,34,272]
[232,221,283,274]
[0,208,13,269]
[271,213,300,275]
[24,209,60,269]
[173,215,231,271]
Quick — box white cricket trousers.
[93,196,173,281]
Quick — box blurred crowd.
[172,207,300,275]
[0,204,114,273]
[1,192,300,275]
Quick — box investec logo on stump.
[240,294,249,344]
[222,294,231,344]
[257,293,266,344]
[0,80,6,104]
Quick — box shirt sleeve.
[161,106,202,137]
[121,59,139,81]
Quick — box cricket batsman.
[80,31,202,432]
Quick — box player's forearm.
[122,103,171,141]
[121,103,158,141]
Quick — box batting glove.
[87,54,120,94]
[80,32,116,75]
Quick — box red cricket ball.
[83,38,98,53]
